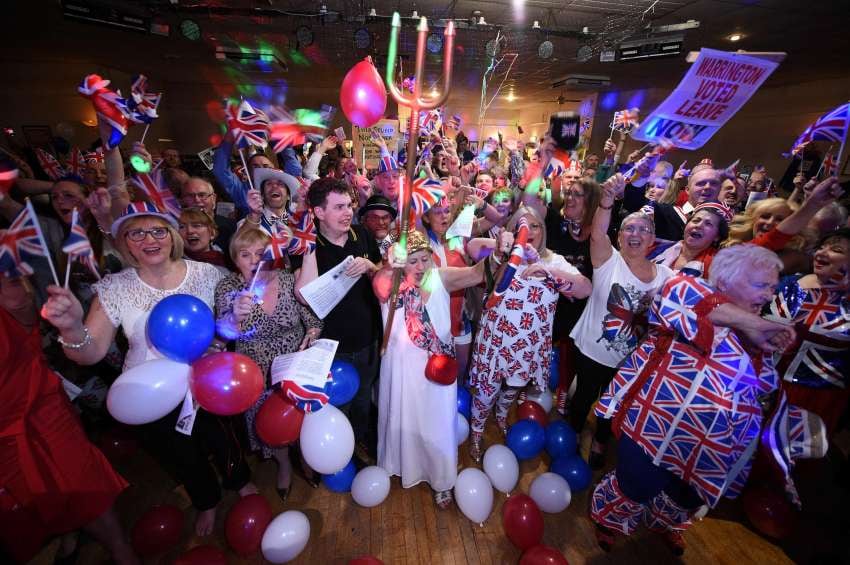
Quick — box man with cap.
[241,168,300,235]
[652,159,721,241]
[359,195,397,256]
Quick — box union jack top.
[226,100,270,150]
[130,170,182,218]
[791,102,850,153]
[286,210,316,255]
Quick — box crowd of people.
[1,104,848,562]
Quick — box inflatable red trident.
[381,12,456,354]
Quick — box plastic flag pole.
[139,93,163,145]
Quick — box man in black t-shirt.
[296,178,383,464]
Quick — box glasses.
[183,192,214,201]
[621,225,653,235]
[125,227,170,242]
[563,189,585,198]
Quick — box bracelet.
[58,326,92,350]
[599,202,614,210]
[97,224,112,237]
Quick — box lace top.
[94,260,223,371]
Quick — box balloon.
[457,385,472,419]
[256,391,304,446]
[550,454,591,492]
[340,57,387,128]
[225,494,273,556]
[523,388,554,413]
[130,504,184,556]
[107,359,189,425]
[544,421,578,460]
[424,354,458,385]
[506,419,545,460]
[520,545,569,565]
[529,472,572,513]
[349,557,384,565]
[454,468,494,524]
[299,404,355,474]
[517,400,548,425]
[322,459,357,493]
[98,425,138,461]
[191,352,264,416]
[548,349,560,392]
[261,510,311,563]
[456,413,470,446]
[326,361,360,406]
[351,466,391,507]
[482,444,519,494]
[742,486,797,539]
[174,545,227,565]
[502,494,544,550]
[147,294,214,363]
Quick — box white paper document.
[299,255,361,319]
[271,339,339,387]
[446,204,475,239]
[174,388,198,436]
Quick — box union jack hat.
[692,201,733,222]
[110,201,179,238]
[377,148,400,175]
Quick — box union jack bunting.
[791,102,849,154]
[410,176,445,216]
[225,100,270,149]
[127,74,161,124]
[260,225,291,264]
[130,169,182,218]
[282,376,330,413]
[612,108,639,132]
[485,217,529,309]
[61,208,100,279]
[78,74,132,150]
[35,148,65,180]
[286,210,316,255]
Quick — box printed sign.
[352,119,400,169]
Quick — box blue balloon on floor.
[322,459,357,492]
[457,385,471,420]
[147,294,214,363]
[551,454,592,491]
[545,420,577,459]
[326,361,360,406]
[548,349,560,391]
[506,419,545,460]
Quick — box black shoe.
[589,449,606,470]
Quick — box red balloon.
[224,494,273,556]
[502,494,544,550]
[340,56,387,128]
[174,544,227,565]
[349,557,384,565]
[191,352,264,416]
[742,486,797,539]
[130,504,184,556]
[98,425,138,461]
[256,391,304,446]
[520,545,569,565]
[517,400,548,425]
[424,354,458,385]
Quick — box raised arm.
[776,177,843,236]
[589,174,624,267]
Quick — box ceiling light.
[368,8,376,16]
[532,20,540,30]
[430,87,439,97]
[412,9,418,18]
[728,33,742,42]
[506,92,515,102]
[477,16,487,25]
[582,26,589,34]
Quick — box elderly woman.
[468,205,592,461]
[215,227,322,501]
[590,245,823,555]
[569,174,674,468]
[42,202,257,537]
[178,207,228,272]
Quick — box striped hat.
[110,201,179,238]
[692,201,733,222]
[378,148,400,175]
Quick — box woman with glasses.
[569,174,674,469]
[42,202,257,537]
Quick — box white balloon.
[261,510,310,563]
[454,468,493,524]
[529,472,572,513]
[107,359,190,425]
[456,413,469,446]
[351,466,391,508]
[482,444,519,494]
[524,388,553,413]
[299,404,355,474]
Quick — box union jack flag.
[543,150,570,179]
[286,210,316,255]
[130,170,181,218]
[419,109,442,134]
[410,176,445,216]
[35,148,65,180]
[67,148,86,178]
[0,204,49,277]
[791,102,850,154]
[612,108,639,132]
[78,74,132,150]
[519,313,534,330]
[267,106,327,152]
[486,217,529,309]
[61,208,100,279]
[127,74,161,124]
[225,100,270,149]
[598,283,645,350]
[261,225,291,264]
[505,297,523,311]
[821,152,837,177]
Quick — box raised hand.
[42,285,85,332]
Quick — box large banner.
[352,119,400,169]
[632,48,780,150]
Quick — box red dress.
[0,309,128,562]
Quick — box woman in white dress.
[373,230,508,508]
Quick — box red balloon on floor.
[191,352,264,415]
[256,391,305,446]
[517,400,548,425]
[502,494,544,550]
[742,486,797,539]
[520,545,569,565]
[130,504,184,556]
[225,494,273,556]
[424,354,458,385]
[174,544,227,565]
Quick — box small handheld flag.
[225,100,271,150]
[287,210,317,255]
[130,169,182,218]
[486,216,530,309]
[35,148,66,181]
[78,74,133,150]
[410,176,446,217]
[62,208,101,285]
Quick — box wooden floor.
[28,411,849,565]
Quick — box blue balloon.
[322,459,357,492]
[326,361,360,406]
[147,294,214,363]
[551,454,592,491]
[506,419,545,460]
[548,349,560,391]
[545,420,577,459]
[457,385,471,420]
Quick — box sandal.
[594,524,616,552]
[495,415,508,437]
[469,431,483,463]
[434,490,454,510]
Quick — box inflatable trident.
[381,13,456,354]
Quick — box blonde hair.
[179,207,218,233]
[229,226,271,263]
[114,216,183,268]
[724,197,812,252]
[506,205,552,260]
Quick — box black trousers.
[335,341,380,450]
[568,348,618,444]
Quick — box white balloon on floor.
[456,413,469,446]
[299,404,355,474]
[261,510,310,563]
[107,358,190,425]
[454,468,494,525]
[529,472,572,513]
[351,465,391,507]
[523,388,554,413]
[482,444,519,494]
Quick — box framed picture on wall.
[21,125,53,149]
